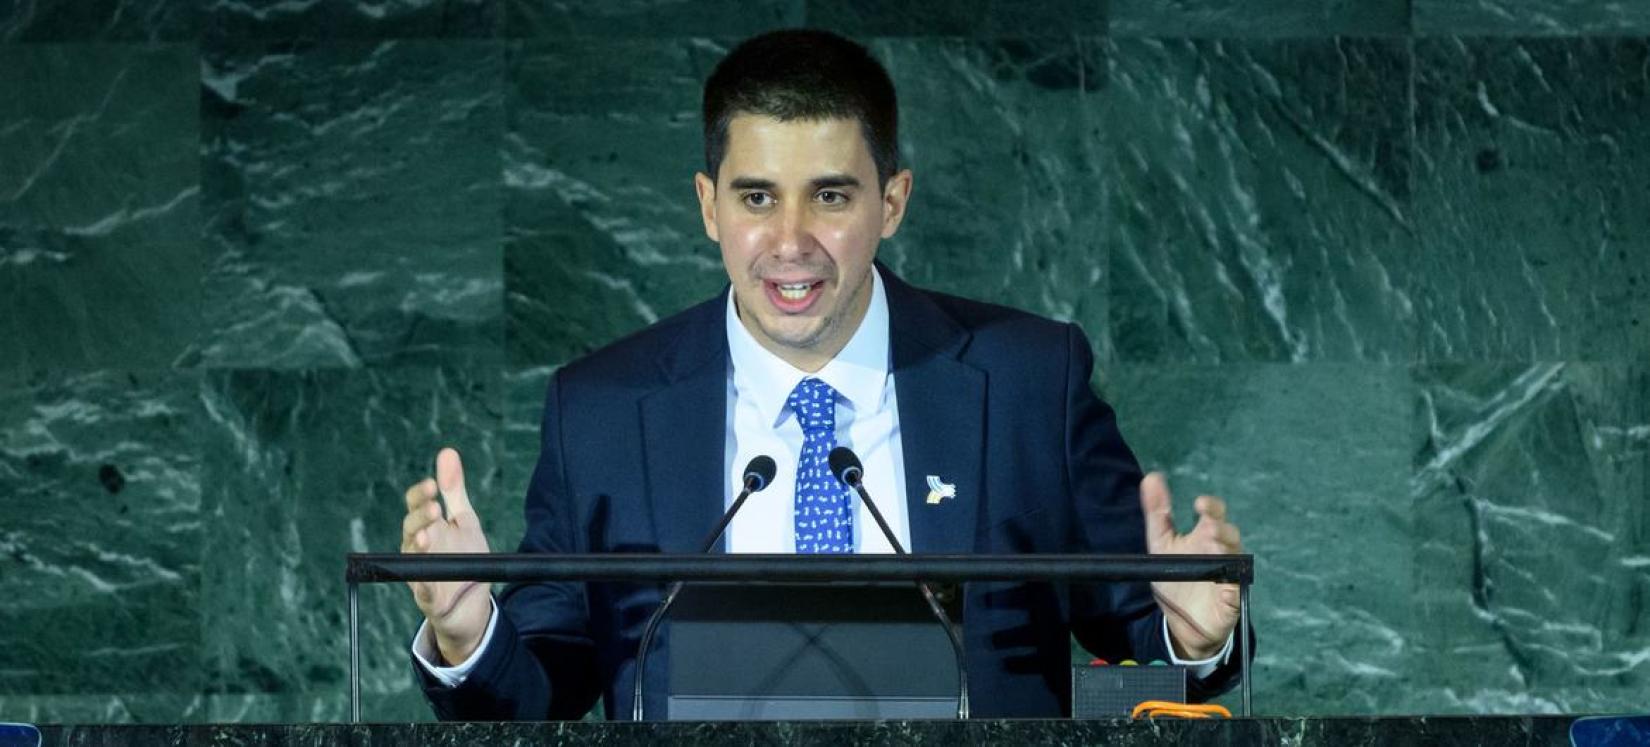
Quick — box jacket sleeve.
[416,369,602,720]
[1059,323,1253,700]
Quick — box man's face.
[695,114,912,370]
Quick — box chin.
[762,320,830,350]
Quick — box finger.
[1138,472,1176,553]
[405,477,437,513]
[1213,521,1242,552]
[1188,513,1242,553]
[402,501,443,548]
[1194,495,1227,522]
[436,447,477,519]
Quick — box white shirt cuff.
[411,596,500,687]
[1161,618,1234,680]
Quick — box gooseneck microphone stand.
[828,447,970,720]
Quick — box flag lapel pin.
[925,475,957,505]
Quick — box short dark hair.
[703,29,899,187]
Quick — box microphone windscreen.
[743,455,777,491]
[827,447,863,486]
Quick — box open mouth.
[764,279,826,312]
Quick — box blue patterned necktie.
[788,377,854,553]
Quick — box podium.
[344,552,1254,722]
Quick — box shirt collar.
[726,266,891,427]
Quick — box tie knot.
[787,377,837,432]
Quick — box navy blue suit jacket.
[418,268,1248,719]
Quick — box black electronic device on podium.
[344,552,1254,722]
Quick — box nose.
[772,200,816,260]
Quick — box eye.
[816,190,849,206]
[742,192,774,209]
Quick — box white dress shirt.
[722,267,908,553]
[414,266,1229,684]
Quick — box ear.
[879,169,914,239]
[694,171,720,243]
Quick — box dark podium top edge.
[344,553,1255,585]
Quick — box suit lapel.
[640,293,730,554]
[884,270,985,554]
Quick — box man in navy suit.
[398,29,1249,719]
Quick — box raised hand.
[401,447,493,665]
[1139,471,1243,660]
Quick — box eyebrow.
[726,174,863,192]
[810,174,861,191]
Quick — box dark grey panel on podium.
[668,583,961,720]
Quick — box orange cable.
[1130,700,1232,719]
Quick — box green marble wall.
[1,0,1646,723]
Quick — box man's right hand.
[402,447,493,666]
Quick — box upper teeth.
[777,282,812,300]
[778,283,811,290]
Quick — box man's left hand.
[1139,471,1244,660]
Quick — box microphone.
[697,455,776,553]
[631,455,776,720]
[827,448,899,552]
[827,446,971,719]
